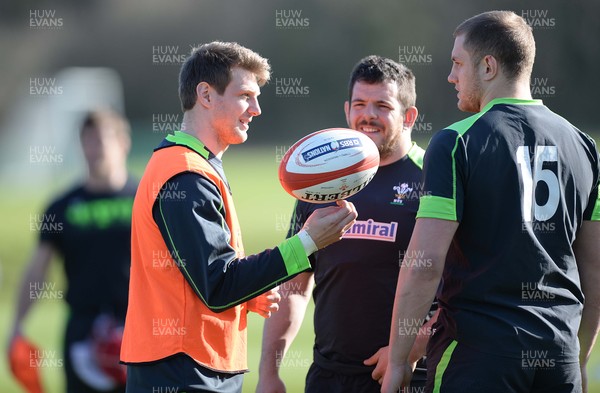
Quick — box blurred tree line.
[0,0,599,149]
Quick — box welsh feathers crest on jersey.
[392,183,413,205]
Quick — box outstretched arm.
[154,173,355,312]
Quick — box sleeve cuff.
[278,235,312,276]
[416,195,458,221]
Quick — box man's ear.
[481,55,498,82]
[344,101,351,127]
[196,82,213,108]
[403,106,418,129]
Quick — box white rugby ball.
[278,128,380,203]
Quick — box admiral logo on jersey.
[343,219,398,242]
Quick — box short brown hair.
[179,41,271,111]
[454,10,535,80]
[348,56,416,111]
[80,109,130,136]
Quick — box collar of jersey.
[406,142,425,169]
[165,131,211,160]
[483,97,543,112]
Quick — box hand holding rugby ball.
[278,128,380,203]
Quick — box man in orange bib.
[120,41,357,393]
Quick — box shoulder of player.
[442,98,527,137]
[428,109,500,153]
[444,99,553,137]
[35,183,86,219]
[162,172,222,200]
[426,128,463,152]
[48,183,86,206]
[405,142,426,170]
[541,109,597,149]
[124,174,140,194]
[443,110,488,136]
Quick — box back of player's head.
[348,56,416,110]
[454,10,535,81]
[80,109,130,137]
[179,41,271,111]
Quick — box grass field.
[1,146,600,392]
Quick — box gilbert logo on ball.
[279,128,380,203]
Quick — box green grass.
[2,147,600,392]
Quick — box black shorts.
[125,354,244,393]
[305,362,427,393]
[426,332,581,393]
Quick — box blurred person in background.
[9,109,137,393]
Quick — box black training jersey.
[419,98,600,361]
[289,143,430,374]
[39,177,137,316]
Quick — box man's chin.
[233,132,248,144]
[458,101,479,113]
[89,165,111,178]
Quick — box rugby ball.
[279,128,380,203]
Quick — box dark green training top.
[419,98,600,361]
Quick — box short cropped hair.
[179,41,271,111]
[80,109,130,136]
[348,56,416,111]
[454,10,535,80]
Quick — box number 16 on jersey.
[516,145,560,222]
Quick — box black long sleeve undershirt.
[152,172,302,312]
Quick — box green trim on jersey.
[278,235,311,275]
[591,196,600,221]
[417,195,457,221]
[419,98,543,222]
[487,97,543,106]
[446,98,543,135]
[433,340,458,393]
[406,142,425,170]
[166,131,211,159]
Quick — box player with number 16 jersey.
[420,97,600,362]
[383,11,600,393]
